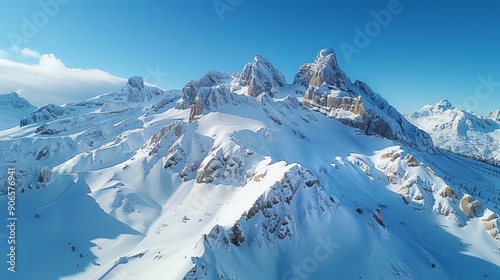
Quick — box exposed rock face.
[372,208,386,228]
[195,147,247,185]
[238,54,286,97]
[460,194,484,218]
[297,49,434,151]
[294,48,350,88]
[227,222,245,246]
[482,213,500,240]
[439,186,457,200]
[404,154,419,167]
[102,76,163,111]
[189,97,203,123]
[177,70,231,110]
[38,166,51,185]
[20,104,74,126]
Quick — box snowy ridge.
[407,99,500,164]
[0,49,499,280]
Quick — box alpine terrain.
[407,100,500,164]
[0,49,499,280]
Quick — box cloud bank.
[0,49,127,106]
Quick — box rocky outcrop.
[238,54,286,97]
[20,104,74,126]
[101,76,163,111]
[37,166,52,186]
[176,70,231,110]
[188,97,203,123]
[439,186,457,200]
[482,213,500,240]
[460,194,484,218]
[372,208,386,228]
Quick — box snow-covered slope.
[0,92,36,130]
[407,100,500,164]
[0,50,499,280]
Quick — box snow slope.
[0,50,499,280]
[407,99,500,164]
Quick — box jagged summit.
[408,99,455,119]
[238,53,286,97]
[176,70,231,110]
[127,76,145,89]
[296,49,433,150]
[102,76,163,111]
[433,99,453,110]
[294,48,350,89]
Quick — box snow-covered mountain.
[0,50,499,280]
[407,99,500,164]
[296,48,434,151]
[0,92,36,130]
[487,110,500,122]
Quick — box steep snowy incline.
[407,99,500,164]
[0,92,36,130]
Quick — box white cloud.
[0,52,127,106]
[21,48,41,58]
[0,49,8,58]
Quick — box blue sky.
[0,0,499,116]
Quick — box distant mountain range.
[407,99,500,164]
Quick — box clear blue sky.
[1,0,499,116]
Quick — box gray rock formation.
[294,48,350,89]
[176,70,231,110]
[238,54,286,97]
[20,104,74,126]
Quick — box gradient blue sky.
[1,0,499,116]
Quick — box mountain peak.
[315,48,335,61]
[294,48,349,88]
[238,54,286,97]
[432,99,453,110]
[127,76,144,89]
